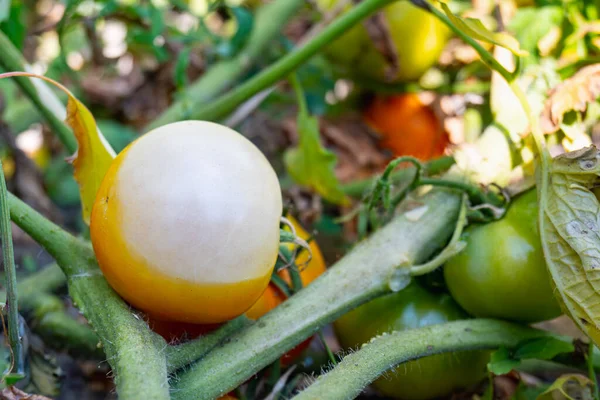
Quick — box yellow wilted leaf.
[0,72,116,224]
[440,2,528,57]
[65,97,116,224]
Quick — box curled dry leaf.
[540,64,600,134]
[540,146,600,349]
[0,386,52,400]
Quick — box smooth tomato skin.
[444,189,562,323]
[316,0,450,82]
[364,94,448,161]
[334,283,489,400]
[90,121,282,324]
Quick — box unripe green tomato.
[334,283,489,400]
[316,0,451,82]
[444,189,562,323]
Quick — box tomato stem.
[294,319,552,400]
[0,160,24,384]
[156,0,396,125]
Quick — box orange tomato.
[246,215,327,363]
[364,94,448,161]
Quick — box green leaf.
[508,6,563,61]
[0,0,10,23]
[514,337,574,361]
[537,375,594,400]
[440,2,528,56]
[488,346,520,375]
[174,48,191,90]
[284,76,349,206]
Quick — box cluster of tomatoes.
[85,1,561,399]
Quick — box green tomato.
[315,0,451,83]
[334,283,489,400]
[444,189,562,323]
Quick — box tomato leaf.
[540,146,600,348]
[487,346,520,375]
[488,338,574,375]
[66,97,116,224]
[537,374,594,400]
[513,337,574,361]
[0,72,116,224]
[540,64,600,134]
[439,2,528,56]
[284,76,349,206]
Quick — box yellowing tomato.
[364,94,448,161]
[246,215,326,364]
[246,215,326,320]
[90,121,282,324]
[316,0,451,82]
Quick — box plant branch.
[147,0,305,130]
[293,319,550,400]
[171,189,462,399]
[0,161,24,383]
[160,0,396,125]
[0,32,76,153]
[6,194,170,400]
[165,316,251,374]
[341,156,455,198]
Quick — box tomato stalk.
[170,189,462,399]
[6,193,170,400]
[147,0,306,130]
[0,160,25,384]
[294,320,552,399]
[164,0,397,124]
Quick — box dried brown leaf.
[540,64,600,133]
[0,387,52,400]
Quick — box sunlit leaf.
[284,76,349,206]
[0,72,116,224]
[537,374,594,400]
[440,2,528,56]
[540,146,600,349]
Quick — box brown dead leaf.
[540,64,600,133]
[0,387,52,400]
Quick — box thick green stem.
[8,264,66,311]
[36,309,102,359]
[171,189,462,399]
[7,194,169,400]
[0,161,24,383]
[166,316,251,373]
[164,0,395,124]
[341,156,455,198]
[147,0,305,130]
[0,32,76,153]
[293,319,549,400]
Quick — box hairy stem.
[166,316,251,373]
[147,0,305,130]
[171,189,462,399]
[293,320,549,400]
[0,161,24,383]
[173,0,395,123]
[0,32,76,153]
[7,194,169,400]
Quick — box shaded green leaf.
[537,375,594,400]
[514,337,574,361]
[488,346,520,375]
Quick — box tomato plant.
[316,0,450,82]
[335,282,490,400]
[363,94,449,160]
[90,120,283,324]
[445,189,562,323]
